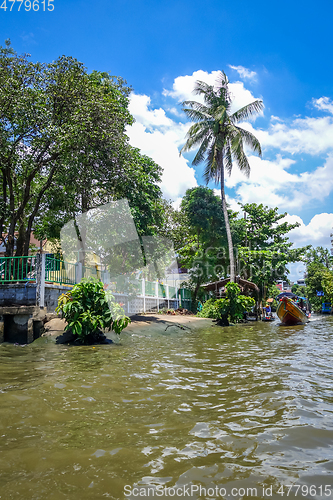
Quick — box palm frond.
[230,134,251,177]
[203,142,220,184]
[224,142,233,176]
[192,135,212,166]
[193,80,216,103]
[231,99,264,123]
[213,104,229,123]
[182,105,212,122]
[215,71,232,104]
[215,70,229,89]
[180,123,212,154]
[182,100,211,114]
[234,125,262,156]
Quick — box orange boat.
[276,296,309,325]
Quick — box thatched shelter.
[202,276,259,297]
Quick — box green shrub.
[197,298,217,318]
[56,277,130,343]
[198,282,255,323]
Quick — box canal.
[0,316,332,499]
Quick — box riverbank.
[42,313,215,343]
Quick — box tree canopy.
[237,203,309,296]
[0,41,163,257]
[304,246,333,310]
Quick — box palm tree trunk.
[220,158,235,282]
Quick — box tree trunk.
[14,220,26,257]
[220,158,235,282]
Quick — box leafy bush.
[197,298,218,318]
[198,282,256,324]
[56,277,130,343]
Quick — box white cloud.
[225,153,333,211]
[172,197,183,210]
[163,69,262,116]
[282,213,333,280]
[282,212,333,248]
[312,97,333,115]
[126,93,197,201]
[128,94,174,129]
[228,65,257,81]
[242,112,333,156]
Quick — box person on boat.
[264,303,272,318]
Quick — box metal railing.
[45,256,76,285]
[0,256,37,283]
[0,256,182,305]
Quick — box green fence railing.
[45,256,76,285]
[0,256,183,304]
[158,283,166,298]
[145,281,156,296]
[82,264,99,280]
[0,256,37,283]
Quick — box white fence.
[111,279,180,316]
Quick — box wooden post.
[142,278,146,313]
[36,253,45,309]
[76,262,83,283]
[155,281,159,312]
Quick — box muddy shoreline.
[42,313,215,343]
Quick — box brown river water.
[0,316,333,500]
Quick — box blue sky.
[1,0,333,279]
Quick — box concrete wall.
[0,283,72,310]
[0,283,72,344]
[0,284,36,307]
[44,284,73,313]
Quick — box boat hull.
[276,297,308,325]
[262,316,275,322]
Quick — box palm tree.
[180,71,263,281]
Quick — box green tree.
[56,277,130,344]
[305,261,326,312]
[34,146,163,243]
[291,283,307,297]
[0,41,163,258]
[180,71,263,282]
[305,246,333,311]
[178,187,228,301]
[237,203,309,298]
[305,246,333,269]
[322,270,333,305]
